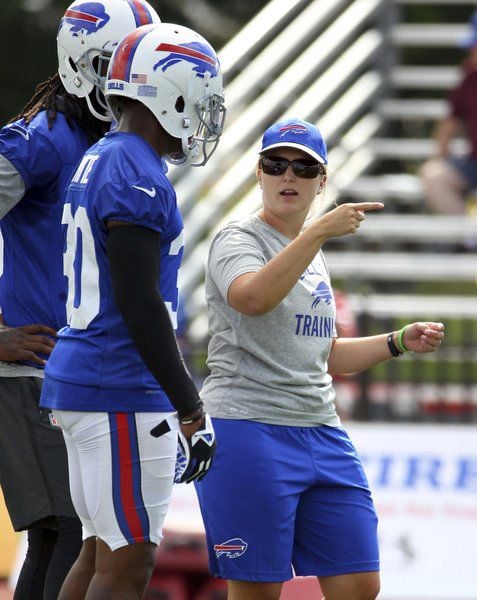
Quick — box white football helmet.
[57,0,161,121]
[105,23,226,166]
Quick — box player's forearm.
[328,334,394,375]
[119,296,201,416]
[107,223,202,418]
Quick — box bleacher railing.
[346,295,477,424]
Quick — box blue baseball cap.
[259,118,328,165]
[460,11,477,49]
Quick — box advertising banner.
[348,423,477,600]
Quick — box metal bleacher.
[175,0,477,421]
[178,0,388,319]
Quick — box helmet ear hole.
[92,55,100,76]
[68,57,79,73]
[175,96,185,113]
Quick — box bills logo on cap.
[311,281,333,308]
[60,2,110,36]
[154,42,219,79]
[214,538,248,559]
[261,118,328,165]
[278,124,308,137]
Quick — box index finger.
[425,321,444,332]
[353,202,384,212]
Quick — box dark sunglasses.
[260,155,324,179]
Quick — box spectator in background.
[420,11,477,215]
[0,2,160,598]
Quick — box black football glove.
[151,414,216,484]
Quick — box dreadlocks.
[9,73,108,145]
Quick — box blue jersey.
[0,113,90,333]
[41,131,183,413]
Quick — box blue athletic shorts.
[195,419,379,582]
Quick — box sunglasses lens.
[261,157,288,176]
[292,161,321,179]
[261,157,321,178]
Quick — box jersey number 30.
[62,203,100,329]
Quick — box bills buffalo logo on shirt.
[60,2,110,36]
[214,538,248,559]
[311,281,333,308]
[154,42,219,79]
[294,279,335,337]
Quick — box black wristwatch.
[387,332,403,357]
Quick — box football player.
[39,22,225,600]
[0,2,160,598]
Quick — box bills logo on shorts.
[214,538,248,559]
[60,2,110,36]
[48,412,60,428]
[154,42,219,79]
[311,281,332,308]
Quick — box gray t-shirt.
[0,153,25,218]
[201,214,340,427]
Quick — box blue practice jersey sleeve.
[94,176,172,233]
[0,119,68,190]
